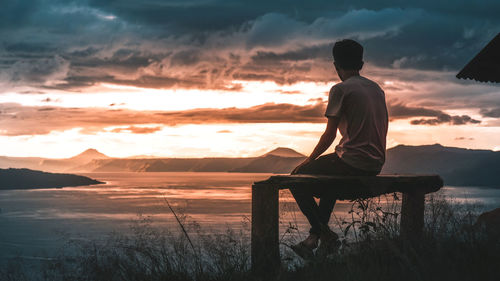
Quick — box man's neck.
[340,71,360,81]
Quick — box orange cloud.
[0,99,484,136]
[0,102,326,136]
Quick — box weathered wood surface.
[251,174,443,274]
[400,190,425,240]
[251,184,280,274]
[253,174,443,199]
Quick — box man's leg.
[291,153,380,257]
[289,186,323,235]
[314,155,380,227]
[318,197,336,226]
[291,154,340,235]
[293,153,358,232]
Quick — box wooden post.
[251,183,280,275]
[400,190,425,241]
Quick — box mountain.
[382,144,500,186]
[69,148,109,162]
[230,154,305,173]
[261,147,305,158]
[75,158,257,172]
[40,149,110,172]
[230,147,306,173]
[0,149,110,173]
[72,148,306,173]
[235,144,500,186]
[0,168,104,190]
[0,156,45,170]
[1,145,499,187]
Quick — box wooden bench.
[251,174,443,273]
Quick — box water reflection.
[0,172,499,262]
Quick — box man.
[290,39,388,259]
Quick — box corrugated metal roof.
[456,33,500,83]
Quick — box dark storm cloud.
[2,0,499,92]
[251,45,328,63]
[85,1,500,32]
[480,108,500,118]
[78,0,500,72]
[1,0,500,130]
[410,114,481,126]
[387,101,481,126]
[387,102,442,118]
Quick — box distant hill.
[75,158,257,172]
[0,156,45,170]
[0,168,104,190]
[69,148,109,162]
[382,144,500,186]
[0,149,110,173]
[261,147,305,158]
[41,149,111,171]
[230,154,304,173]
[1,145,499,186]
[73,148,305,173]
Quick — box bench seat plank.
[253,174,443,200]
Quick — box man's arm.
[291,117,340,174]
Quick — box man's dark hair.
[332,39,364,70]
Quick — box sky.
[1,0,500,158]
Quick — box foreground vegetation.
[2,193,499,281]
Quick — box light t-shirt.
[325,75,388,172]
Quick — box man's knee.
[294,160,318,174]
[293,166,307,175]
[289,186,310,198]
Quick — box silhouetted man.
[290,39,388,259]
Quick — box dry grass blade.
[162,195,196,253]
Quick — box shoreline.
[0,168,105,190]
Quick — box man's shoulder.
[346,76,383,92]
[329,76,384,98]
[345,75,378,85]
[328,83,342,96]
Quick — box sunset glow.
[1,2,499,159]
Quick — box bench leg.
[251,183,280,275]
[400,190,425,241]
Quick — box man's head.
[332,39,364,81]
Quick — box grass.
[1,192,499,281]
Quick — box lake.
[1,172,499,263]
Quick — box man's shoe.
[291,234,318,260]
[316,228,340,258]
[291,241,315,260]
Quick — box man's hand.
[291,158,312,175]
[290,117,339,175]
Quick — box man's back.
[325,75,388,172]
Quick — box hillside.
[0,168,104,190]
[41,149,111,171]
[75,158,257,172]
[69,148,109,162]
[261,147,305,158]
[382,144,500,186]
[230,155,305,173]
[71,148,305,173]
[1,145,499,186]
[0,149,111,172]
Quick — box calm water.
[1,172,499,262]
